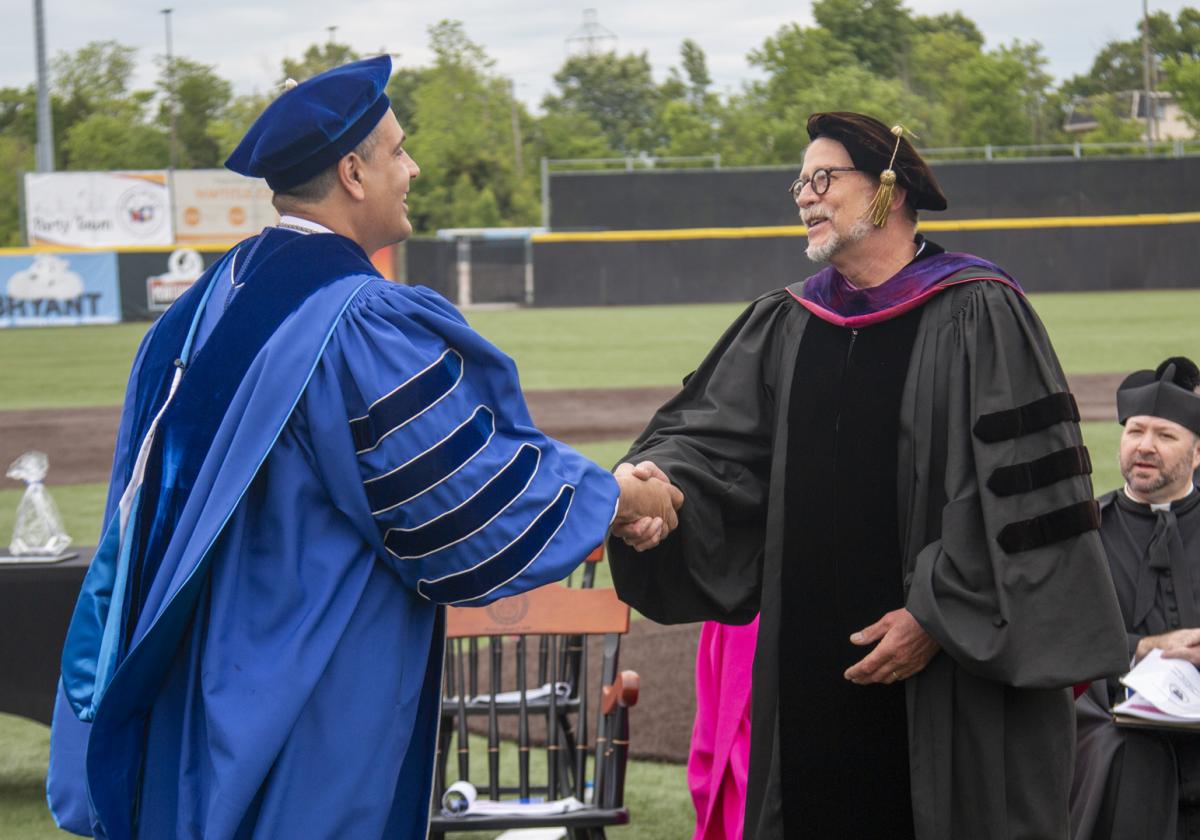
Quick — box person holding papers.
[1071,357,1200,840]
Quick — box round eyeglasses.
[788,166,858,199]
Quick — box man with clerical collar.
[1071,357,1200,840]
[608,111,1129,839]
[45,56,678,839]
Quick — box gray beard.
[805,216,875,263]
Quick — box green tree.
[159,57,233,168]
[1074,93,1145,143]
[404,21,537,231]
[1164,55,1200,125]
[811,0,917,77]
[659,40,722,157]
[914,11,983,46]
[61,105,169,169]
[281,42,361,83]
[0,134,33,245]
[542,51,664,154]
[51,40,150,169]
[208,93,272,161]
[1062,10,1200,98]
[528,111,615,162]
[387,67,428,130]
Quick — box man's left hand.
[844,608,940,685]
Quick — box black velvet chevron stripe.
[986,446,1092,497]
[384,443,541,559]
[973,392,1080,443]
[996,500,1101,554]
[351,350,463,453]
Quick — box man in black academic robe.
[608,112,1130,839]
[1071,357,1200,840]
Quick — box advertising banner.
[0,251,121,327]
[24,172,174,247]
[117,247,224,321]
[171,170,276,243]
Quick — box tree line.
[2,1,1199,244]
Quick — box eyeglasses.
[788,167,858,199]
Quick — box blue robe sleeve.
[316,280,619,605]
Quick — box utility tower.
[566,9,617,56]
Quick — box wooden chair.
[429,581,640,840]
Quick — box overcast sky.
[1,1,1193,112]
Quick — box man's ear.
[337,153,367,201]
[890,184,909,213]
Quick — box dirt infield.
[0,374,1121,487]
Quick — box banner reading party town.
[24,172,174,248]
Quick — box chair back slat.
[454,639,470,781]
[546,635,559,800]
[516,636,530,800]
[486,636,501,799]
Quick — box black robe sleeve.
[606,292,792,625]
[906,281,1129,688]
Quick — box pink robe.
[688,616,759,840]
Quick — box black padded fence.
[531,221,1200,307]
[405,237,457,301]
[548,157,1200,231]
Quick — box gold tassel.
[867,125,906,228]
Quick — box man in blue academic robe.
[46,56,678,839]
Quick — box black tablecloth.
[0,549,91,725]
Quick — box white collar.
[1124,482,1195,511]
[277,214,334,235]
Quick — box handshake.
[611,460,685,552]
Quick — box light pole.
[1141,0,1156,149]
[161,8,178,169]
[33,0,54,171]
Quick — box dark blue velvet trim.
[364,406,495,514]
[121,246,246,492]
[350,349,464,453]
[419,485,574,603]
[384,443,541,559]
[123,230,378,645]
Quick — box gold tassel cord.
[866,125,906,228]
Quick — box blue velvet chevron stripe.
[350,349,464,454]
[364,406,495,514]
[417,484,575,604]
[384,443,541,560]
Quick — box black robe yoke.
[608,277,1130,840]
[1071,489,1200,840]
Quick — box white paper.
[444,682,572,706]
[441,780,585,818]
[1115,649,1200,721]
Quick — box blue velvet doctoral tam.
[46,228,619,839]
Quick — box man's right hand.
[612,461,684,552]
[1146,628,1200,664]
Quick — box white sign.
[24,171,173,247]
[171,169,276,243]
[148,248,206,310]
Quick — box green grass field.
[3,289,1196,407]
[0,290,1194,838]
